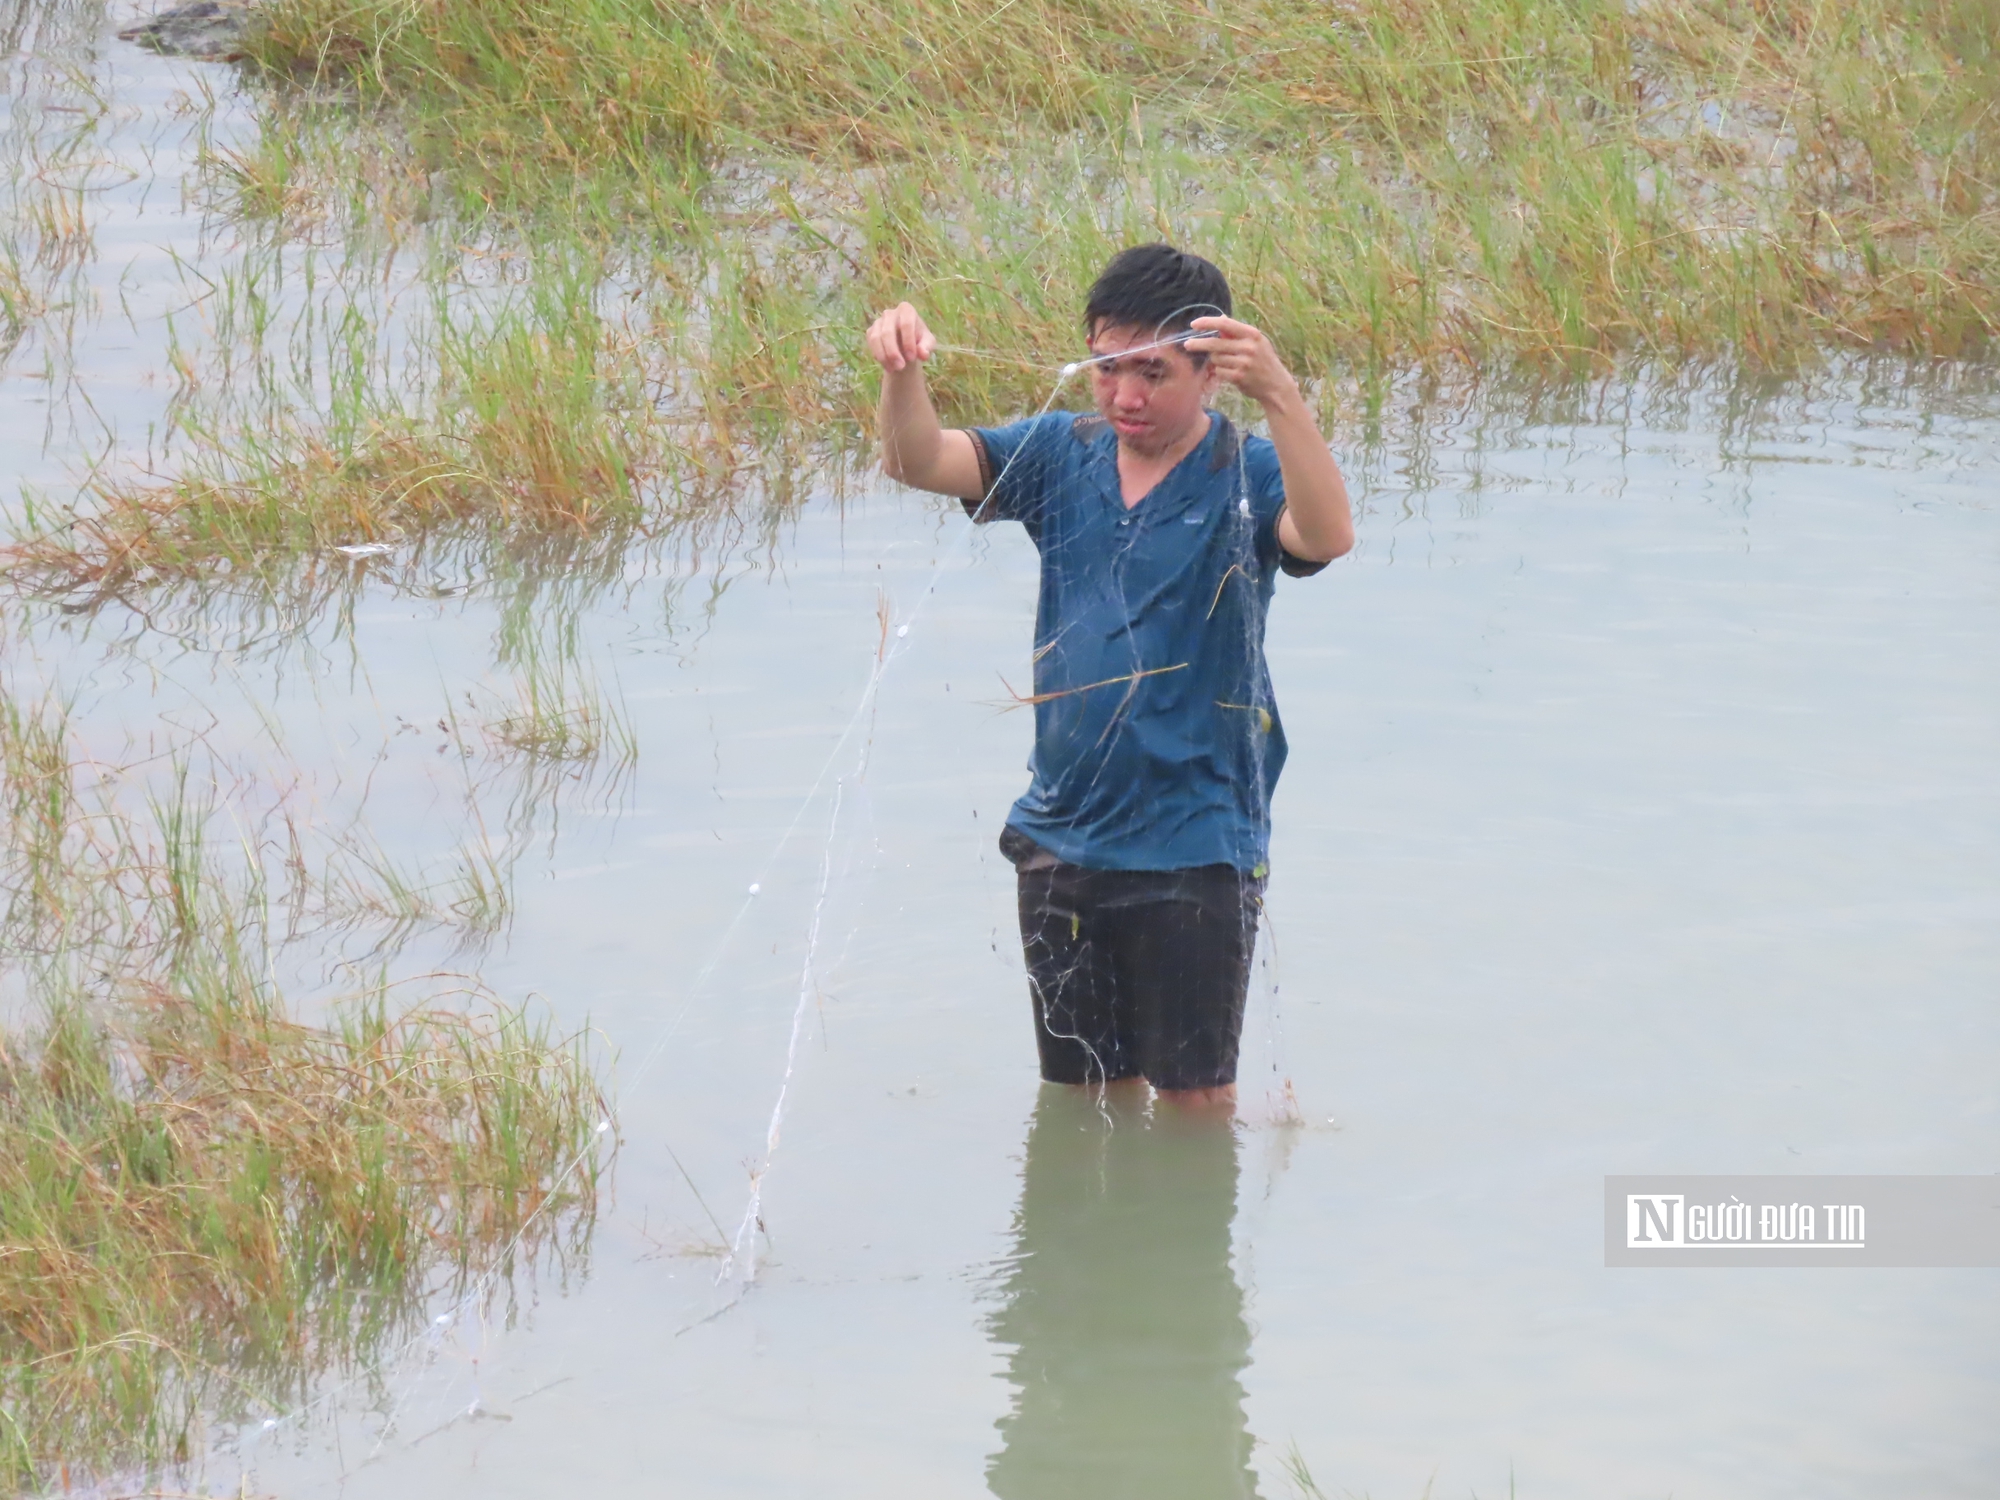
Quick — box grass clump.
[2,257,654,590]
[0,690,608,1491]
[9,0,1994,591]
[484,655,638,767]
[0,219,825,590]
[238,0,1996,364]
[0,980,602,1491]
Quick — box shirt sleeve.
[1244,436,1330,578]
[963,411,1066,526]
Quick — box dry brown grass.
[0,691,608,1491]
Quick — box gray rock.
[116,0,256,61]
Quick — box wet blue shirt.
[969,410,1324,873]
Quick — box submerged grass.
[3,253,658,588]
[0,215,819,590]
[484,653,638,767]
[0,0,114,377]
[0,689,608,1491]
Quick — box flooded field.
[4,4,1998,1498]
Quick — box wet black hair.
[1082,244,1232,346]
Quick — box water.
[3,11,1998,1499]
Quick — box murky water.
[5,9,1999,1500]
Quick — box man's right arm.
[867,302,986,501]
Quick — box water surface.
[3,12,1997,1499]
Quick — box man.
[866,244,1352,1115]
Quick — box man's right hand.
[870,301,984,499]
[867,302,936,373]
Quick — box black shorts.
[1004,826,1264,1092]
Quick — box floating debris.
[115,0,257,61]
[331,540,397,559]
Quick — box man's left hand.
[1184,316,1301,410]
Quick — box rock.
[116,0,257,61]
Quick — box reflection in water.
[988,1087,1261,1500]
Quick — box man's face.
[1085,321,1218,457]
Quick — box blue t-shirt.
[969,410,1325,873]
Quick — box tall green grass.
[238,0,1993,363]
[5,0,1993,587]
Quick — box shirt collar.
[1087,411,1234,521]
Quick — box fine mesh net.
[221,321,1318,1490]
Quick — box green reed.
[236,0,1993,363]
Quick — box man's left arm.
[1186,316,1354,563]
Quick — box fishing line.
[703,360,1084,1298]
[237,304,1312,1480]
[927,343,1061,372]
[233,354,1084,1487]
[1229,388,1305,1131]
[929,328,1204,378]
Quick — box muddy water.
[5,11,2000,1500]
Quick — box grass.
[484,649,638,768]
[0,976,602,1491]
[0,1,109,374]
[4,0,1996,587]
[0,213,818,592]
[235,0,1995,369]
[3,250,660,584]
[0,687,609,1492]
